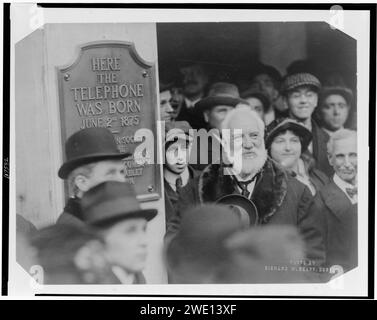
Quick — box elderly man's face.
[204,105,234,130]
[180,64,209,98]
[102,218,148,273]
[228,112,267,177]
[287,86,318,121]
[329,138,357,184]
[321,94,350,131]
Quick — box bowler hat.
[58,128,131,179]
[281,73,321,95]
[195,82,247,112]
[319,86,354,108]
[216,194,259,226]
[265,118,312,152]
[81,181,157,226]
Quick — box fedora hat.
[216,194,259,226]
[265,118,312,152]
[81,181,157,226]
[195,82,247,112]
[58,128,131,179]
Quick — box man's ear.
[327,153,333,166]
[203,111,209,123]
[74,174,90,193]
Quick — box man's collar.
[322,127,344,137]
[185,97,202,108]
[111,266,135,284]
[333,173,357,203]
[164,166,190,189]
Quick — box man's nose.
[138,233,148,247]
[333,105,341,115]
[243,136,254,149]
[343,155,352,167]
[166,102,174,113]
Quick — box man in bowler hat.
[57,127,130,225]
[81,181,157,284]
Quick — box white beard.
[231,148,267,179]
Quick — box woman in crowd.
[265,118,329,195]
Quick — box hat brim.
[58,152,131,179]
[90,208,158,227]
[195,96,247,111]
[266,122,312,152]
[216,194,259,226]
[320,87,353,107]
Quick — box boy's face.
[165,138,192,174]
[286,86,318,121]
[102,218,148,273]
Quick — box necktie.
[237,180,254,198]
[175,176,183,193]
[346,187,357,198]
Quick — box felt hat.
[216,194,259,226]
[319,86,354,108]
[58,128,130,179]
[81,181,157,226]
[195,82,247,112]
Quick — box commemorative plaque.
[58,41,160,201]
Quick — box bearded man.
[166,105,326,270]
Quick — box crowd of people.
[17,60,358,285]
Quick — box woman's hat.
[58,128,131,179]
[265,118,313,152]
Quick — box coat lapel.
[321,180,352,220]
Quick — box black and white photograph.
[3,3,373,298]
